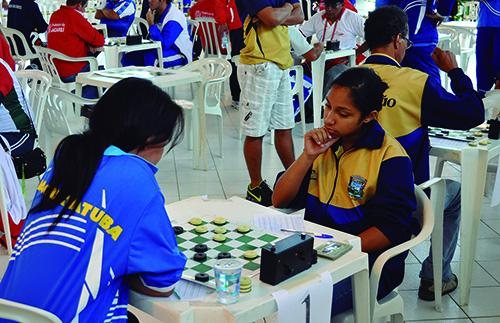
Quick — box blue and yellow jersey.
[305,121,417,245]
[364,54,484,184]
[0,146,186,322]
[304,121,418,298]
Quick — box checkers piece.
[194,225,208,234]
[195,273,209,283]
[193,252,207,262]
[173,226,184,235]
[479,139,491,145]
[236,225,251,234]
[213,233,227,242]
[212,216,227,225]
[213,226,227,234]
[240,276,252,287]
[240,286,252,293]
[243,250,258,260]
[189,217,203,226]
[468,142,478,147]
[193,244,208,253]
[217,252,232,259]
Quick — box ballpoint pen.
[280,228,333,239]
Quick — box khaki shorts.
[237,62,294,137]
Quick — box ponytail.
[30,78,185,223]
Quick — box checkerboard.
[175,220,280,289]
[428,126,489,142]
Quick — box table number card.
[272,272,333,323]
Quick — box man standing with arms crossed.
[238,0,304,206]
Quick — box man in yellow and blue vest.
[363,6,485,301]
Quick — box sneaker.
[246,181,273,206]
[418,273,458,301]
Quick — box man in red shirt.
[47,0,105,81]
[189,0,243,108]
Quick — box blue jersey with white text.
[0,146,186,322]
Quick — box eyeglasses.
[400,34,413,49]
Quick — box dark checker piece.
[173,226,184,235]
[217,252,232,259]
[195,273,210,282]
[193,252,207,262]
[193,244,208,253]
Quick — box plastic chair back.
[0,168,13,255]
[0,25,38,69]
[0,298,62,323]
[14,70,52,137]
[195,17,230,59]
[36,46,98,91]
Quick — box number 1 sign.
[272,272,333,323]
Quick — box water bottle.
[221,26,229,49]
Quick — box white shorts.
[237,62,294,137]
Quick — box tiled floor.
[1,59,499,322]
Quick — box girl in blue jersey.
[0,78,187,322]
[273,67,418,314]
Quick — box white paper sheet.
[252,213,305,234]
[173,279,213,300]
[491,155,500,207]
[272,272,333,323]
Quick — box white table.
[130,196,370,323]
[311,49,356,128]
[103,38,163,69]
[75,67,210,170]
[430,135,500,305]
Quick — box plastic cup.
[213,258,243,304]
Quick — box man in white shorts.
[238,0,304,206]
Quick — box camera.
[326,40,340,51]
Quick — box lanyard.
[321,8,344,43]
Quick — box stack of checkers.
[240,276,252,294]
[172,216,279,288]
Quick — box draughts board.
[428,125,489,142]
[174,220,280,288]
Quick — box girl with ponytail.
[0,78,188,322]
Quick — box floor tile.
[455,287,500,317]
[471,317,500,322]
[400,291,468,321]
[406,319,471,323]
[476,261,500,283]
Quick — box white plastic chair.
[178,58,232,157]
[0,167,13,255]
[289,65,306,134]
[14,70,52,138]
[333,179,443,323]
[43,87,98,158]
[36,46,98,93]
[127,17,149,38]
[0,298,62,323]
[194,17,230,59]
[0,25,39,70]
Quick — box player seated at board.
[273,67,419,315]
[362,6,485,301]
[0,78,187,322]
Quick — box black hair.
[331,67,389,117]
[324,0,344,7]
[31,78,184,223]
[66,0,87,6]
[364,5,408,50]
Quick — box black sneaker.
[418,273,458,301]
[246,181,273,206]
